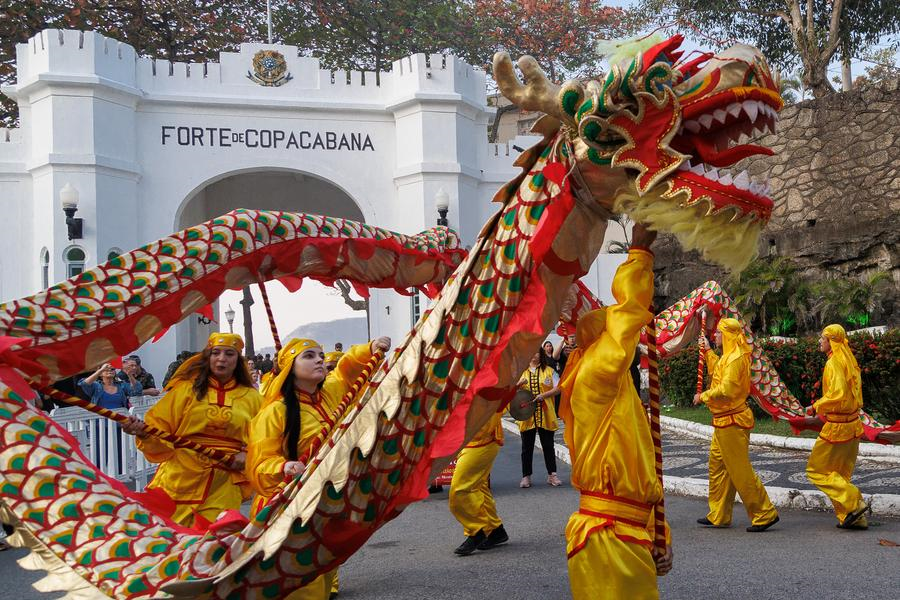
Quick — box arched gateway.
[0,29,538,377]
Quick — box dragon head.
[493,35,782,271]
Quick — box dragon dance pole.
[645,318,667,552]
[257,278,282,353]
[41,387,234,464]
[696,311,708,396]
[298,350,385,472]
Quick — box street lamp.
[60,183,83,240]
[225,304,236,333]
[435,188,450,227]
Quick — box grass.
[661,405,820,439]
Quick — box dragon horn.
[492,52,573,127]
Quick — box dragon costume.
[1,35,790,598]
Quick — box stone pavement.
[507,416,900,496]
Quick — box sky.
[216,1,896,345]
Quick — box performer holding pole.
[246,336,390,600]
[121,333,263,528]
[805,325,870,529]
[448,409,509,556]
[694,319,779,532]
[558,224,672,600]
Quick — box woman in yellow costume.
[558,225,671,600]
[694,319,779,532]
[122,333,263,528]
[448,408,508,556]
[806,324,870,529]
[515,351,562,488]
[246,336,390,600]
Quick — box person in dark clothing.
[260,353,274,374]
[162,351,196,388]
[117,355,159,396]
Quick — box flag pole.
[267,0,273,44]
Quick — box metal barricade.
[129,401,158,491]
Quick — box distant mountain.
[263,317,369,353]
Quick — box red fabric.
[196,304,216,322]
[529,162,574,268]
[278,275,304,292]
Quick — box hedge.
[659,329,900,423]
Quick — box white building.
[0,29,624,380]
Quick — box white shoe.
[519,476,532,488]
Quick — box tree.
[605,214,632,253]
[779,72,805,104]
[811,271,891,329]
[728,256,810,335]
[473,0,639,83]
[852,46,900,89]
[641,1,900,98]
[1,1,265,126]
[274,1,480,83]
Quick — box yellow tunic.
[806,349,866,524]
[558,249,665,600]
[699,343,776,527]
[247,342,375,515]
[449,412,505,537]
[516,365,559,432]
[137,378,263,527]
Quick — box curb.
[660,415,900,462]
[501,418,900,518]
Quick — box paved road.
[3,441,898,599]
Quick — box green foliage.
[809,271,892,330]
[660,330,900,423]
[728,256,811,335]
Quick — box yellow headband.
[207,332,244,352]
[325,351,344,363]
[263,338,322,405]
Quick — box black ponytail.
[281,371,301,461]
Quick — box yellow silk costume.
[558,249,667,600]
[516,365,559,432]
[699,319,777,527]
[806,325,866,526]
[247,339,374,600]
[449,411,505,537]
[138,333,263,528]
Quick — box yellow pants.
[567,527,658,600]
[806,437,867,526]
[449,443,503,537]
[707,426,778,527]
[283,569,338,599]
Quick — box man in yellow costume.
[806,324,870,529]
[124,333,264,528]
[448,408,509,555]
[559,225,672,600]
[694,319,779,532]
[247,336,390,600]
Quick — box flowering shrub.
[659,329,900,422]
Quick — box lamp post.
[225,304,236,333]
[60,183,83,240]
[240,286,256,357]
[435,188,450,227]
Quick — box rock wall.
[654,80,900,324]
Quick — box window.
[64,246,86,278]
[40,248,49,289]
[410,289,421,327]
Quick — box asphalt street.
[2,440,898,599]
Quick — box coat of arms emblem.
[247,50,293,87]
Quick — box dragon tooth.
[743,100,759,123]
[713,108,728,124]
[678,160,691,171]
[726,102,742,118]
[689,163,706,175]
[705,168,719,181]
[749,181,762,196]
[733,170,751,190]
[698,114,714,129]
[684,120,701,133]
[766,117,778,134]
[717,172,733,186]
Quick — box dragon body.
[1,35,787,598]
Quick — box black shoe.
[428,484,444,494]
[476,525,509,550]
[454,531,486,556]
[843,503,870,527]
[746,516,779,532]
[697,517,730,528]
[836,521,868,530]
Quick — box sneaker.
[454,530,486,556]
[836,521,868,530]
[547,473,562,487]
[746,516,779,532]
[477,525,509,550]
[696,517,730,528]
[519,476,532,488]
